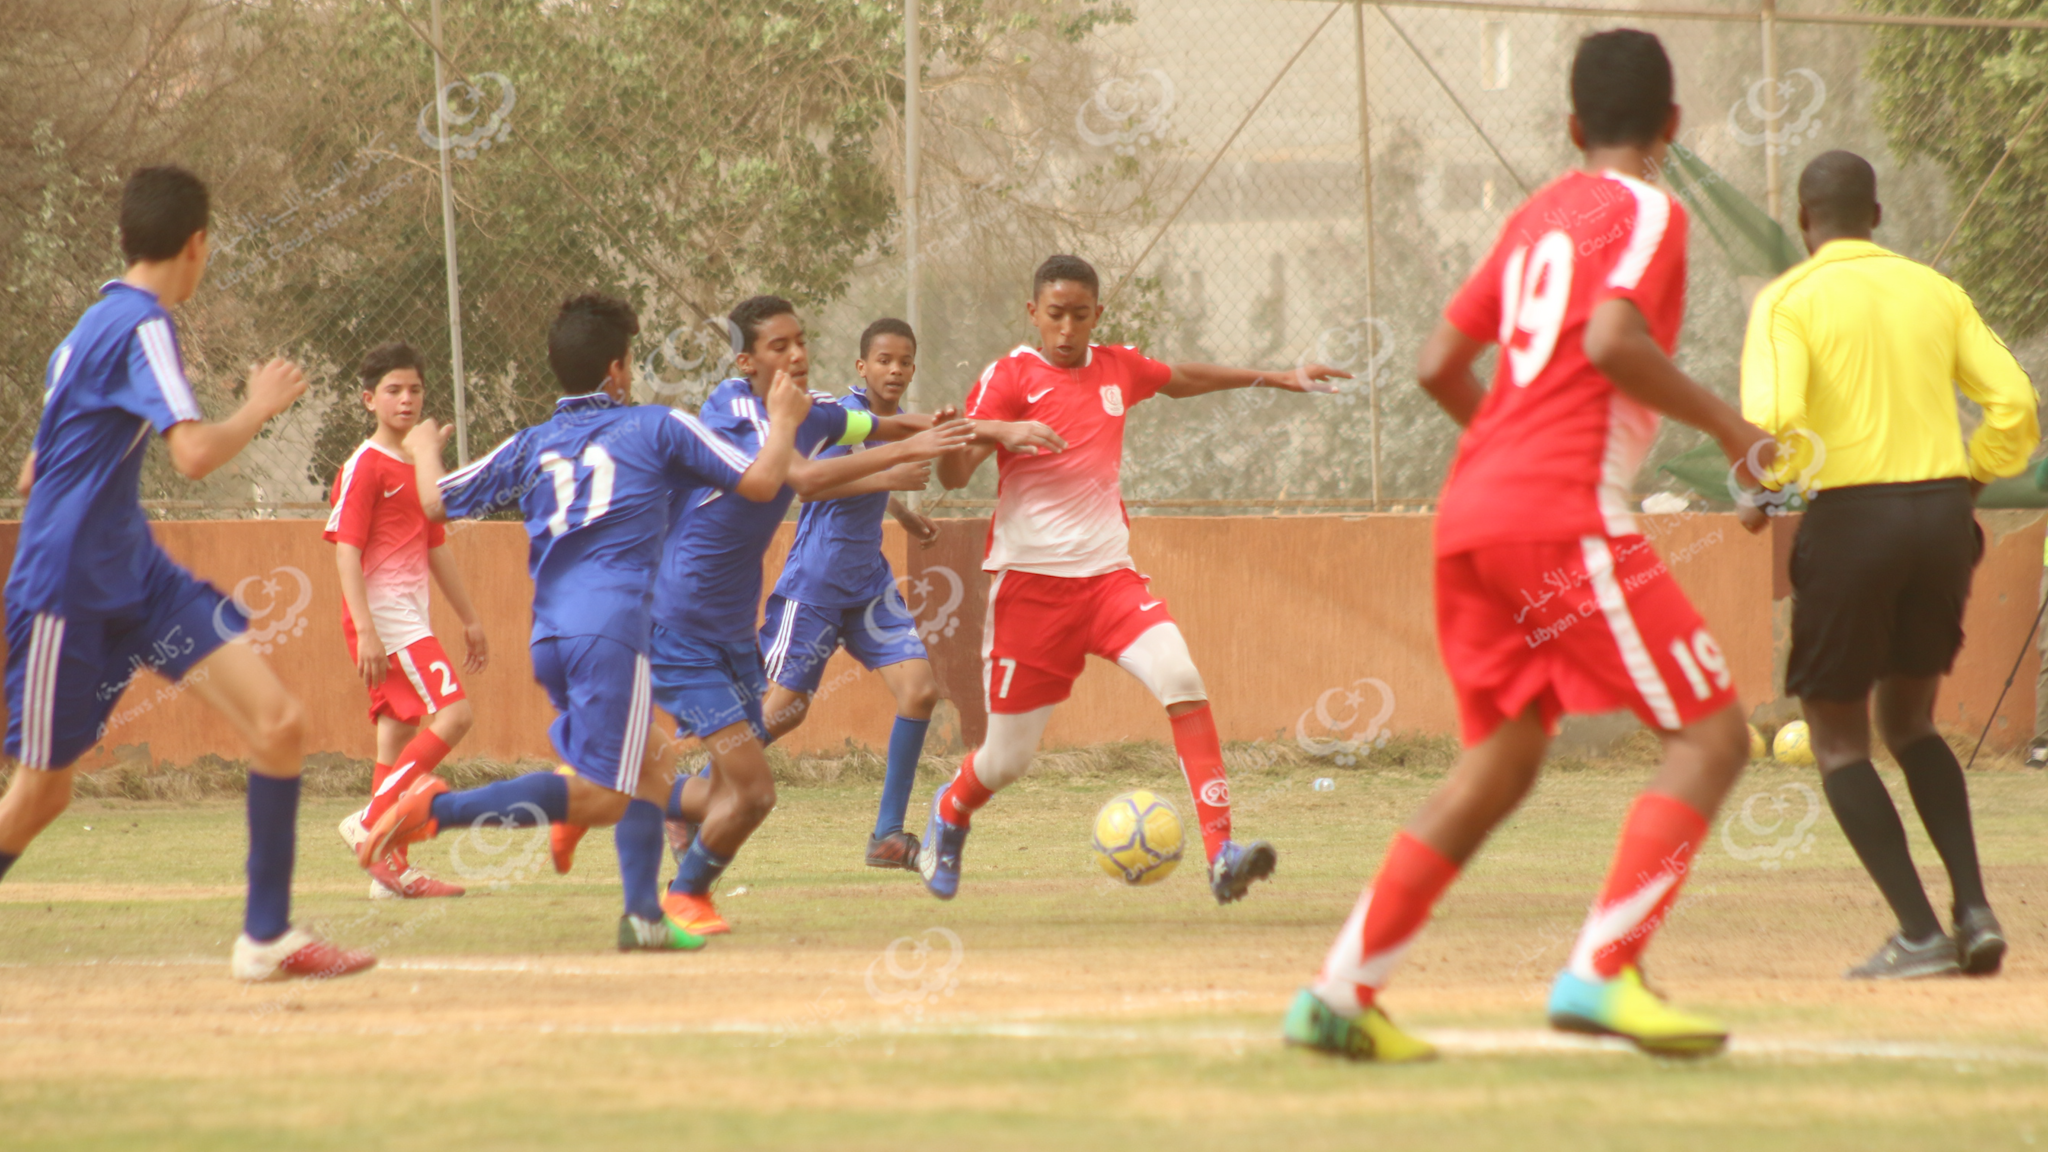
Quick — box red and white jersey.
[1436,169,1689,556]
[965,343,1172,577]
[323,440,445,650]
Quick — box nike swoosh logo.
[1137,600,1162,611]
[383,486,406,498]
[373,763,417,797]
[1026,387,1054,403]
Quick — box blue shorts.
[650,624,766,742]
[5,568,243,770]
[758,586,930,695]
[531,635,652,793]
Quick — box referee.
[1739,151,2040,979]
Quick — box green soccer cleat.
[1547,965,1727,1057]
[616,913,708,952]
[1281,987,1437,1063]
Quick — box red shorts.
[1436,533,1736,745]
[982,568,1174,713]
[345,633,467,724]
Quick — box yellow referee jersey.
[1739,238,2039,490]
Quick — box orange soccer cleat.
[660,889,731,937]
[358,776,448,868]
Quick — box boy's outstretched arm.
[789,420,973,498]
[405,422,457,523]
[428,546,489,673]
[1584,298,1774,486]
[937,421,1066,489]
[1158,361,1350,399]
[163,358,306,479]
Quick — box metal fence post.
[430,0,471,465]
[1355,2,1379,506]
[903,0,921,413]
[1761,0,1782,225]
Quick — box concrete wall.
[0,511,2039,770]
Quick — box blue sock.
[667,775,687,821]
[615,799,665,921]
[428,772,569,830]
[875,715,931,838]
[244,773,300,943]
[0,850,18,882]
[669,837,732,895]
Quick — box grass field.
[5,749,2048,1150]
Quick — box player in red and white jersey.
[1285,30,1778,1063]
[325,341,488,900]
[919,253,1349,905]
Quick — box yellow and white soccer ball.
[1773,720,1816,767]
[1092,789,1184,886]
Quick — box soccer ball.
[1773,720,1816,766]
[1092,790,1184,886]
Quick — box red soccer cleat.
[358,776,447,869]
[369,858,466,899]
[232,928,378,982]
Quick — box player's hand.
[1277,363,1351,394]
[991,420,1066,455]
[463,622,489,673]
[883,412,938,434]
[1736,501,1770,535]
[403,418,453,463]
[904,509,940,548]
[898,419,977,462]
[766,368,813,427]
[247,358,307,419]
[879,461,933,492]
[356,630,387,688]
[1722,421,1778,491]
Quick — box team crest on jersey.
[1100,384,1125,416]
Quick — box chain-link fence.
[5,0,2046,518]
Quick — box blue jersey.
[772,387,896,609]
[439,392,752,651]
[651,378,870,644]
[6,282,208,619]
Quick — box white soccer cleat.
[337,809,370,853]
[231,928,377,983]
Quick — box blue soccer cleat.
[918,786,968,900]
[1209,839,1278,904]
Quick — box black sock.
[0,850,16,882]
[1895,734,1988,913]
[1822,760,1941,941]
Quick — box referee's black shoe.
[1846,932,1959,980]
[1955,906,2007,976]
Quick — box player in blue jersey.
[360,293,811,952]
[758,318,947,870]
[0,166,376,982]
[645,295,972,938]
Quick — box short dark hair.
[359,341,426,390]
[548,293,640,393]
[1570,30,1674,149]
[1033,254,1099,300]
[859,317,917,360]
[729,295,797,355]
[1798,150,1879,231]
[120,166,210,263]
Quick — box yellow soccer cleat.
[1282,988,1437,1063]
[1547,965,1727,1057]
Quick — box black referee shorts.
[1787,478,1983,701]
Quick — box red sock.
[1313,832,1459,1010]
[1168,704,1231,861]
[365,763,395,818]
[938,753,993,827]
[1570,792,1707,980]
[366,730,452,827]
